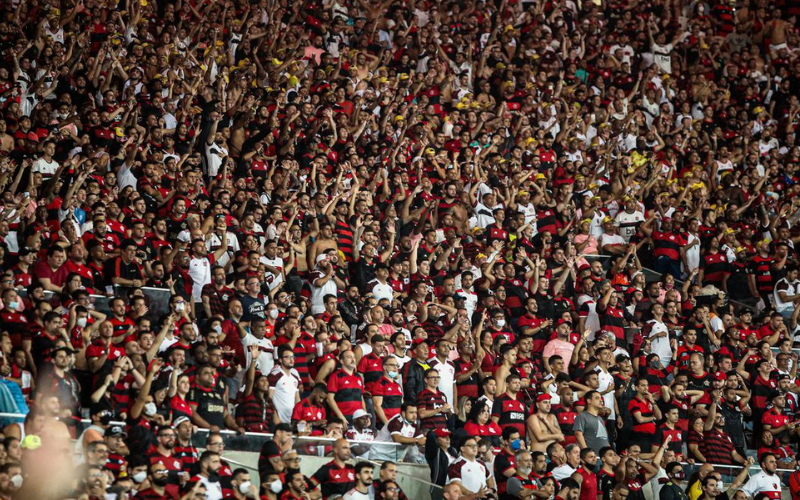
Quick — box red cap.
[536,394,552,403]
[412,338,429,347]
[435,428,451,438]
[713,371,727,381]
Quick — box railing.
[0,413,406,461]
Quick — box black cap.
[107,425,127,438]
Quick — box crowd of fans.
[2,0,800,498]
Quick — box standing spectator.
[573,391,610,453]
[326,349,365,424]
[309,439,355,500]
[417,369,450,434]
[269,345,302,425]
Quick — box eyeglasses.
[427,376,440,380]
[153,470,169,476]
[209,442,224,447]
[463,444,478,448]
[386,488,400,492]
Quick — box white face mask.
[238,481,252,495]
[7,301,18,311]
[10,475,22,488]
[175,302,185,312]
[496,319,506,328]
[77,317,88,328]
[270,480,282,494]
[213,324,222,333]
[133,471,147,484]
[144,402,157,417]
[269,309,279,319]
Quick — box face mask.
[673,471,684,480]
[213,324,222,333]
[270,479,283,494]
[77,317,88,328]
[650,361,661,369]
[510,439,522,451]
[133,471,147,484]
[387,370,398,379]
[517,467,531,477]
[269,309,279,319]
[238,481,252,495]
[7,301,17,310]
[496,319,505,328]
[144,402,157,417]
[175,303,185,312]
[10,475,22,488]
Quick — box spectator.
[310,439,355,500]
[343,462,373,500]
[446,436,493,498]
[573,390,610,453]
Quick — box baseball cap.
[352,409,370,420]
[435,428,451,438]
[107,425,128,438]
[173,416,191,428]
[412,338,428,347]
[536,394,552,403]
[712,371,727,381]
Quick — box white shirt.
[615,210,644,243]
[648,320,671,365]
[594,366,616,420]
[429,357,456,407]
[447,457,490,493]
[196,476,223,500]
[269,366,301,424]
[741,470,782,500]
[652,43,673,74]
[367,278,393,303]
[188,255,212,302]
[33,157,59,177]
[260,255,285,290]
[206,231,239,267]
[684,232,701,273]
[205,142,228,178]
[455,287,478,318]
[551,464,577,482]
[242,331,274,375]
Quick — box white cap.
[352,409,369,420]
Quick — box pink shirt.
[543,339,575,372]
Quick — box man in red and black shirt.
[291,384,328,435]
[309,438,355,500]
[416,368,449,433]
[492,374,528,439]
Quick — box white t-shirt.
[205,142,228,178]
[615,211,644,243]
[429,358,456,407]
[652,43,673,74]
[188,255,212,302]
[242,331,275,375]
[260,255,284,290]
[268,366,301,424]
[447,457,491,493]
[648,320,671,365]
[741,471,782,500]
[33,157,59,177]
